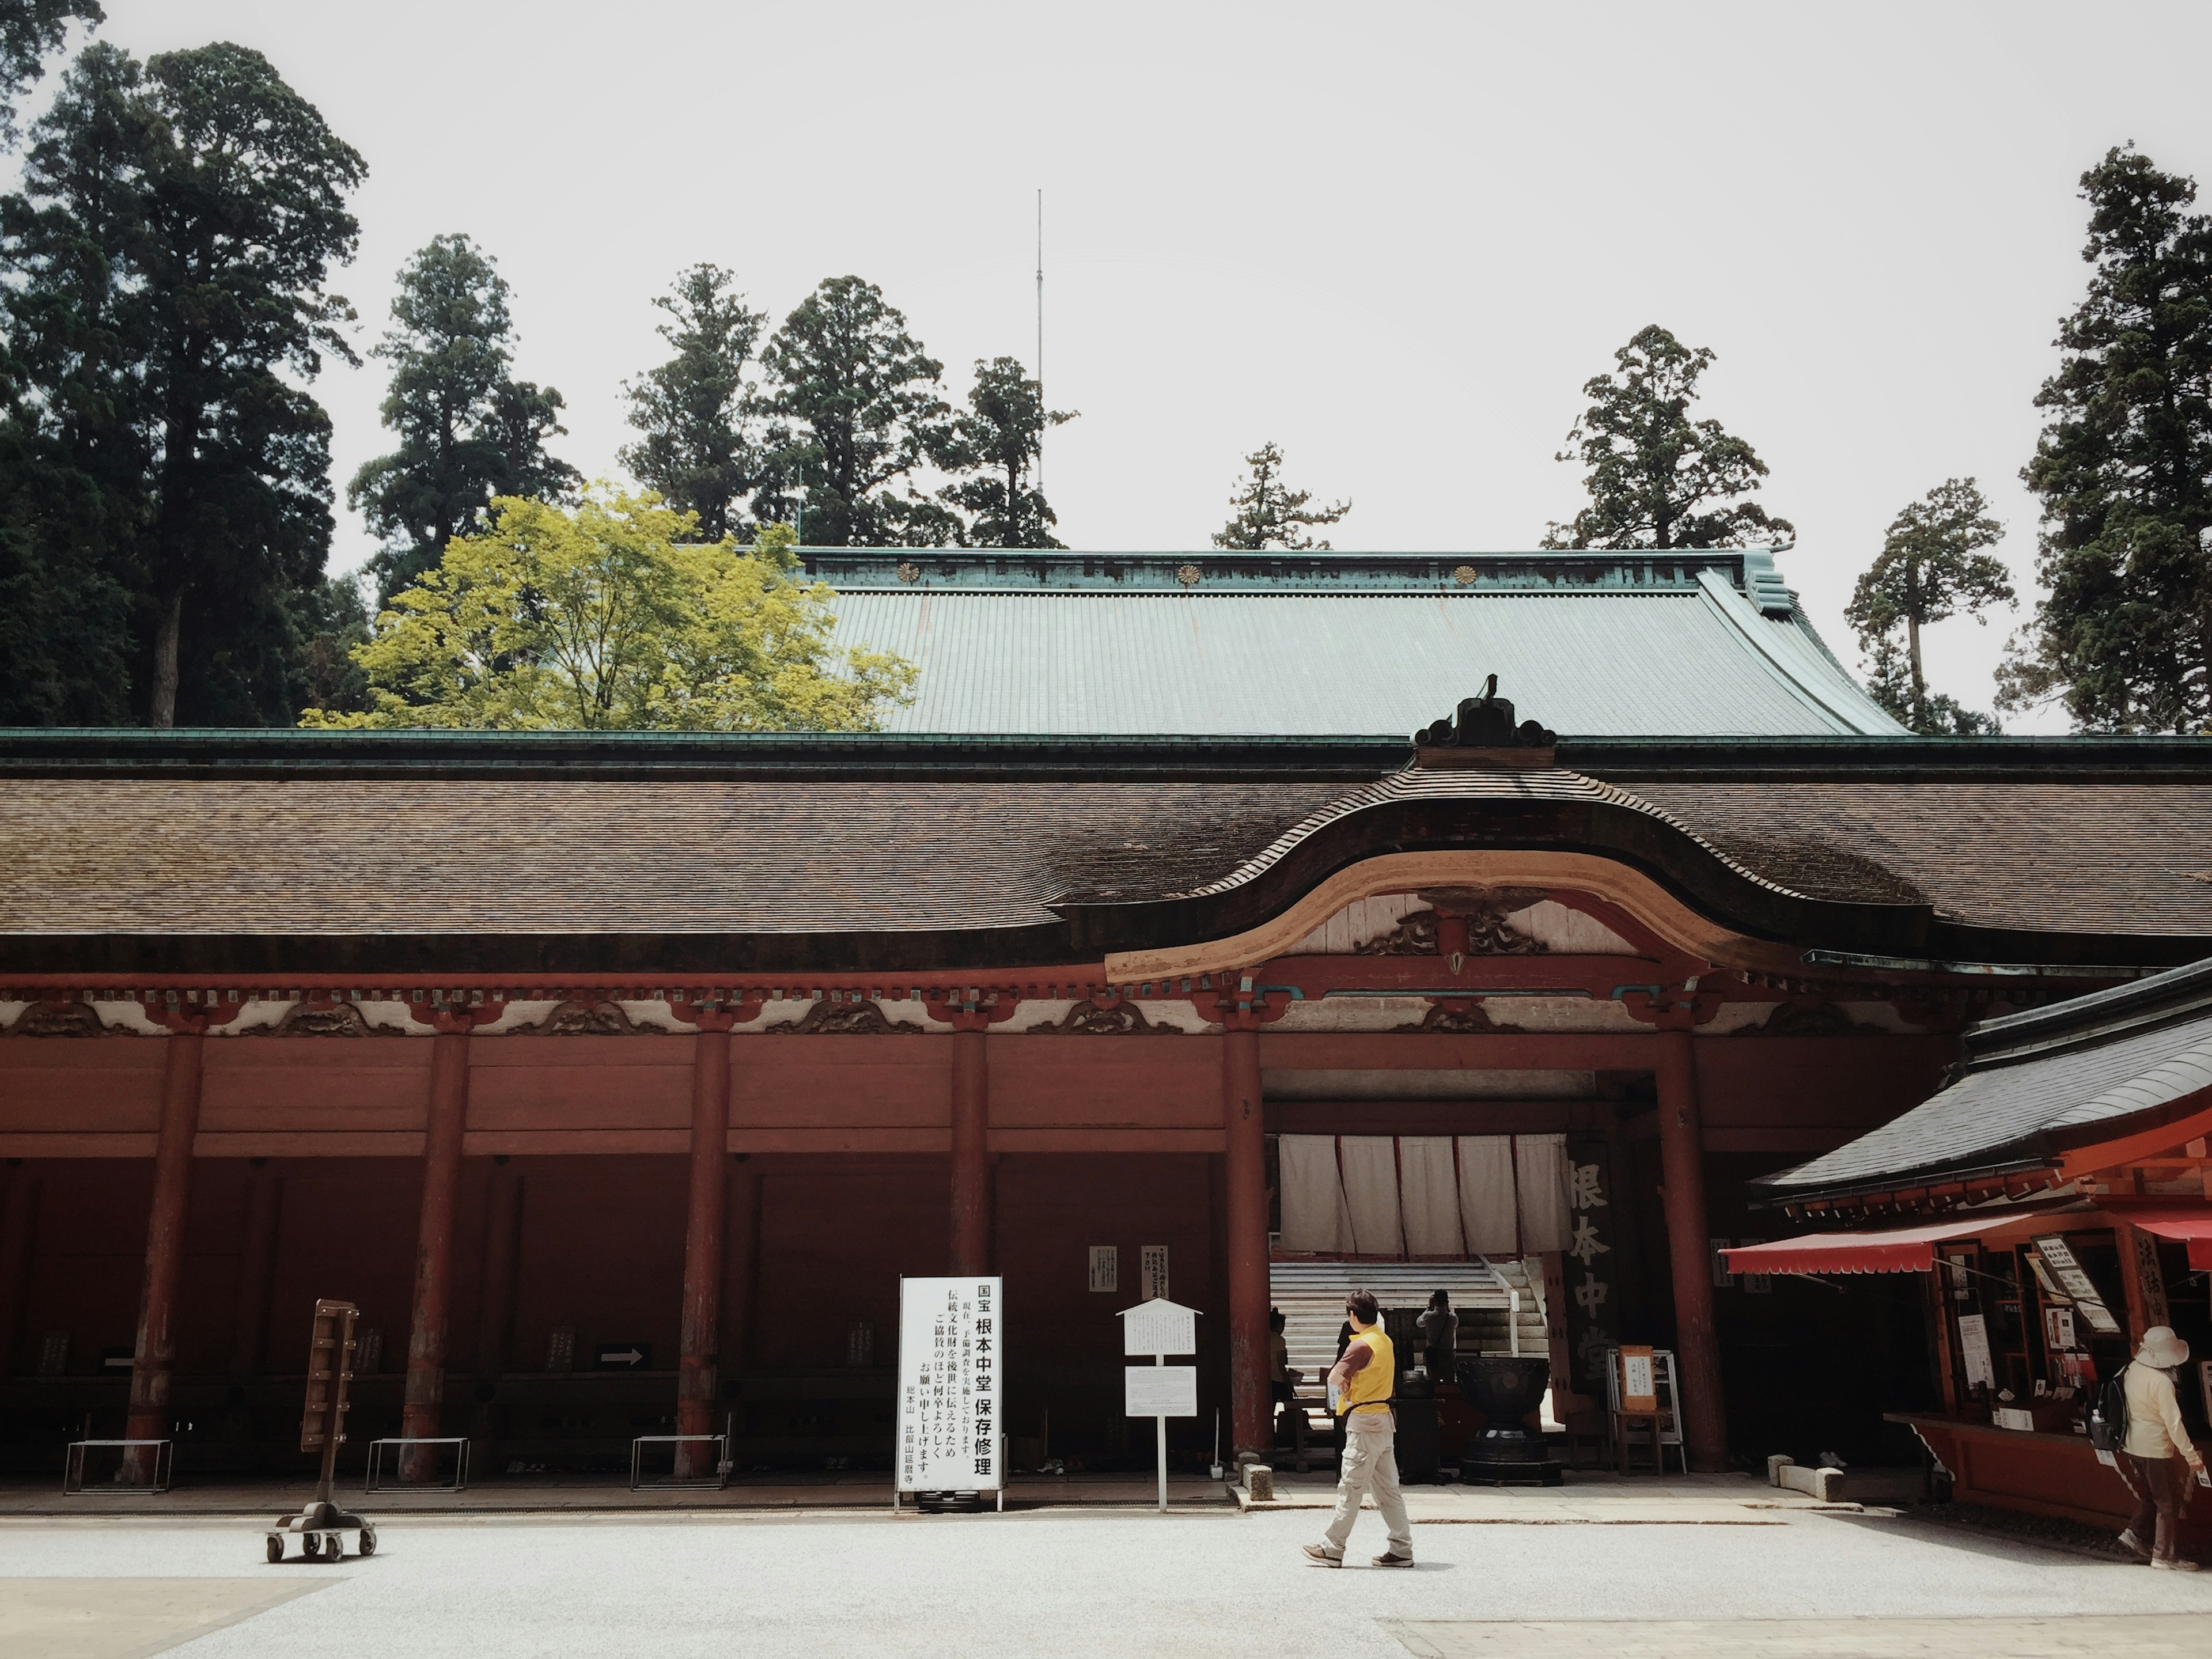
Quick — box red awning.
[2111,1205,2212,1271]
[1723,1214,2037,1275]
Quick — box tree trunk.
[150,592,183,729]
[1907,612,1925,729]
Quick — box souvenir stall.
[1728,959,2212,1552]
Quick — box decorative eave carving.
[1036,999,1178,1035]
[506,1000,659,1037]
[1731,1002,1887,1038]
[769,999,921,1035]
[1,999,106,1037]
[1389,999,1525,1035]
[268,1001,387,1037]
[1412,675,1557,769]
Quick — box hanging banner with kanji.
[1562,1137,1618,1393]
[896,1276,1003,1492]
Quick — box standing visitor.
[1417,1289,1458,1377]
[1269,1308,1301,1440]
[1303,1289,1414,1568]
[2119,1325,2205,1570]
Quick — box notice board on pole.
[896,1276,1003,1492]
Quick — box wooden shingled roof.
[0,731,2208,977]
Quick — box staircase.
[1267,1259,1550,1387]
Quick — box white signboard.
[1958,1312,1996,1391]
[1088,1245,1118,1293]
[1141,1245,1170,1301]
[896,1276,1002,1491]
[2033,1236,2122,1335]
[1126,1365,1198,1418]
[1119,1298,1198,1357]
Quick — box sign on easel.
[1619,1344,1657,1414]
[1118,1297,1199,1513]
[895,1277,1003,1499]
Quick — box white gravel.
[6,1505,2212,1658]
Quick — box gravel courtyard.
[6,1496,2212,1658]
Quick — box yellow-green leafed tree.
[300,487,914,730]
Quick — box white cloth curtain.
[1514,1132,1571,1253]
[1278,1134,1354,1253]
[1398,1136,1464,1256]
[1456,1135,1517,1255]
[1338,1137,1405,1256]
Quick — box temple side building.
[1,549,2207,1484]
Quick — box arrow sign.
[595,1343,650,1370]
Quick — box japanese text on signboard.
[896,1276,1003,1491]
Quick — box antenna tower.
[1035,189,1044,500]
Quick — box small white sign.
[1959,1312,1996,1391]
[1088,1245,1119,1293]
[896,1276,1002,1492]
[1119,1298,1198,1357]
[1621,1348,1656,1408]
[1126,1365,1198,1418]
[1141,1245,1170,1301]
[2045,1306,2077,1351]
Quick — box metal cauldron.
[1456,1354,1562,1483]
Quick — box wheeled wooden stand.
[266,1299,376,1563]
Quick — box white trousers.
[1322,1416,1412,1558]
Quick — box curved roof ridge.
[1168,764,1819,904]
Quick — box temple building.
[1,547,2209,1483]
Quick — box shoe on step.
[2119,1528,2152,1560]
[1372,1552,1415,1568]
[2153,1556,2202,1572]
[1302,1544,1342,1568]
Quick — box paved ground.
[5,1478,2211,1658]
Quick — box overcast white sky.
[46,2,2212,729]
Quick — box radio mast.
[1035,188,1045,502]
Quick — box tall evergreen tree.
[621,263,770,542]
[0,40,145,723]
[1846,478,2012,734]
[1542,324,1792,551]
[133,43,365,727]
[1212,441,1349,551]
[1999,146,2212,732]
[937,356,1073,548]
[0,0,102,141]
[350,234,578,602]
[760,275,956,547]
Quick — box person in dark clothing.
[1416,1289,1458,1377]
[1269,1308,1301,1440]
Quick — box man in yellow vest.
[1303,1289,1414,1567]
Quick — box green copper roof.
[804,549,1906,738]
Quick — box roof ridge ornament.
[1413,676,1558,770]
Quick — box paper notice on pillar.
[1126,1365,1198,1418]
[896,1276,1003,1492]
[1089,1245,1119,1293]
[1141,1245,1169,1301]
[1958,1313,1996,1391]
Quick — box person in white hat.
[2119,1325,2205,1569]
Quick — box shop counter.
[1888,1411,2211,1557]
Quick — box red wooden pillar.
[126,1029,205,1457]
[950,1029,991,1275]
[402,1027,471,1479]
[676,1020,733,1475]
[1222,1026,1270,1458]
[1657,1030,1728,1472]
[0,1161,39,1378]
[228,1161,282,1377]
